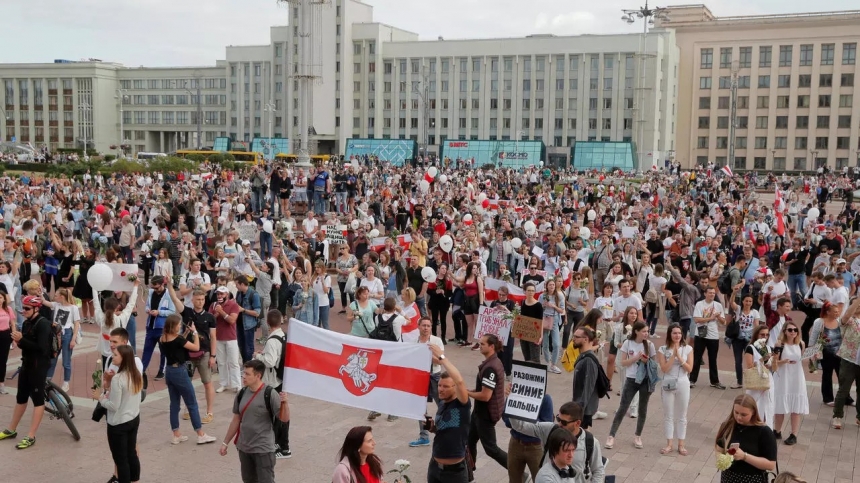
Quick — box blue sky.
[4,0,858,67]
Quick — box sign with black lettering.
[504,361,547,422]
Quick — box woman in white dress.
[772,320,809,445]
[744,324,776,429]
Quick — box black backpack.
[267,334,287,384]
[541,426,605,480]
[369,313,399,342]
[717,266,735,295]
[237,386,289,442]
[577,351,611,399]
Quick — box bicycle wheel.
[46,381,75,416]
[47,388,80,441]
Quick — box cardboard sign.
[325,224,346,245]
[531,246,545,258]
[621,226,639,239]
[801,344,822,360]
[105,263,141,293]
[511,315,543,344]
[504,361,547,422]
[474,306,513,345]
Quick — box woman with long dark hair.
[714,394,777,483]
[460,262,484,349]
[94,345,143,483]
[657,323,693,455]
[427,263,452,342]
[605,321,656,450]
[331,426,384,483]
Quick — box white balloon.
[705,226,716,238]
[285,222,293,232]
[237,203,246,214]
[539,161,545,167]
[427,167,438,178]
[476,192,487,203]
[523,220,536,232]
[369,229,380,238]
[579,227,591,240]
[262,220,274,234]
[510,237,522,249]
[351,220,360,230]
[419,180,430,192]
[439,174,448,183]
[439,234,454,252]
[87,263,114,291]
[587,209,597,221]
[807,207,820,220]
[421,266,437,283]
[463,214,473,222]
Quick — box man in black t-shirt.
[646,230,665,265]
[181,288,217,424]
[406,256,429,317]
[333,169,349,214]
[466,334,508,471]
[427,344,471,483]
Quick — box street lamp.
[412,68,430,166]
[263,101,276,163]
[115,89,128,158]
[810,149,819,170]
[173,77,202,150]
[621,1,670,171]
[79,101,92,160]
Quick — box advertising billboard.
[571,142,635,171]
[251,138,290,161]
[344,139,417,166]
[440,140,545,168]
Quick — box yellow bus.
[174,150,263,165]
[274,153,331,165]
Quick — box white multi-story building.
[1,0,679,167]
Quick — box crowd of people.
[0,152,857,483]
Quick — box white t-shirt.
[53,304,81,330]
[692,300,724,339]
[763,280,788,309]
[658,344,693,380]
[767,316,786,348]
[302,218,319,236]
[829,286,850,316]
[416,335,444,374]
[360,277,385,305]
[621,339,656,378]
[613,294,642,320]
[181,272,211,306]
[313,274,332,307]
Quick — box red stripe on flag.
[285,343,428,397]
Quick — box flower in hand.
[715,452,734,471]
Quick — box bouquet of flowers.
[716,452,734,471]
[387,459,411,483]
[752,339,770,360]
[91,358,104,391]
[809,334,830,373]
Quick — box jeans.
[47,327,74,382]
[107,416,141,483]
[690,337,720,385]
[334,192,348,213]
[427,460,469,483]
[679,317,693,340]
[823,351,854,405]
[468,412,508,469]
[127,315,137,353]
[564,311,584,350]
[646,302,659,335]
[520,340,540,364]
[507,438,543,482]
[415,295,428,318]
[142,328,166,374]
[661,377,691,440]
[259,232,272,259]
[338,281,354,309]
[787,273,806,305]
[731,338,749,385]
[430,303,449,341]
[238,450,276,483]
[165,365,202,431]
[120,246,134,265]
[312,190,326,214]
[318,305,330,330]
[834,359,860,420]
[238,326,255,363]
[216,339,242,389]
[609,377,653,437]
[541,316,561,366]
[502,334,515,376]
[452,310,467,341]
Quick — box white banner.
[504,361,548,422]
[284,319,431,420]
[105,263,141,293]
[474,306,512,345]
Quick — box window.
[800,44,813,66]
[701,48,713,69]
[759,46,772,68]
[588,118,597,129]
[817,116,830,128]
[820,74,833,87]
[774,137,787,148]
[821,44,835,66]
[777,96,789,108]
[840,95,853,107]
[719,76,731,89]
[738,76,751,88]
[736,137,747,148]
[472,80,480,92]
[797,116,809,128]
[623,118,633,129]
[755,137,768,149]
[794,158,807,170]
[778,75,790,88]
[603,98,612,109]
[739,47,752,68]
[720,47,732,68]
[734,157,746,170]
[697,136,709,148]
[798,75,811,88]
[758,76,770,88]
[797,95,810,108]
[756,116,768,128]
[815,137,829,149]
[700,77,712,89]
[588,98,597,110]
[737,96,749,108]
[844,43,857,65]
[353,43,361,55]
[717,116,729,129]
[779,46,792,67]
[837,158,849,169]
[698,117,710,129]
[699,96,711,109]
[842,74,854,87]
[795,137,808,149]
[736,116,748,129]
[556,79,564,91]
[775,116,788,128]
[718,96,730,109]
[757,96,769,108]
[819,95,831,108]
[754,157,767,170]
[837,137,850,149]
[774,157,786,170]
[838,115,851,128]
[717,137,728,149]
[536,79,545,91]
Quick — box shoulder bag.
[743,360,771,391]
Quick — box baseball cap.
[242,239,251,246]
[837,258,847,264]
[215,286,230,294]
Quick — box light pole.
[810,149,819,171]
[412,67,430,166]
[115,88,128,158]
[174,77,202,150]
[263,101,276,163]
[79,101,92,160]
[621,1,669,171]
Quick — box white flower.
[394,459,410,471]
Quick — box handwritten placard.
[801,344,822,360]
[504,361,547,422]
[474,306,513,345]
[511,314,543,344]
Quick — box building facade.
[667,5,860,171]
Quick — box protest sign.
[504,361,547,422]
[325,224,346,245]
[801,344,822,360]
[474,306,513,345]
[104,264,141,292]
[621,226,639,239]
[511,315,543,344]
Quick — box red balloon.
[481,199,490,209]
[424,172,434,183]
[95,205,106,215]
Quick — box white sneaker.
[628,408,638,418]
[197,434,217,445]
[216,386,227,393]
[61,382,69,392]
[594,411,608,420]
[0,385,7,395]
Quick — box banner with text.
[474,306,513,345]
[504,361,548,422]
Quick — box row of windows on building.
[123,94,227,106]
[120,130,223,143]
[699,157,858,171]
[698,94,853,109]
[700,43,857,69]
[4,126,75,142]
[699,73,854,89]
[366,54,632,77]
[334,133,617,147]
[341,96,634,111]
[118,79,226,90]
[121,111,226,125]
[2,110,75,122]
[698,113,855,130]
[697,134,859,150]
[350,116,633,130]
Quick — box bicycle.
[45,379,80,441]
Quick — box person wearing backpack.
[367,298,407,422]
[572,327,607,430]
[0,296,54,449]
[254,309,291,459]
[509,401,606,483]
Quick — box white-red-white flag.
[774,188,786,236]
[284,320,431,420]
[484,278,544,303]
[722,166,734,178]
[400,302,421,342]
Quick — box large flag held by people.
[774,188,786,236]
[400,302,421,342]
[722,165,734,178]
[484,278,545,303]
[284,320,431,420]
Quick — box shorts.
[279,190,291,200]
[189,353,212,384]
[292,190,308,202]
[463,295,480,316]
[609,341,618,356]
[16,363,49,407]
